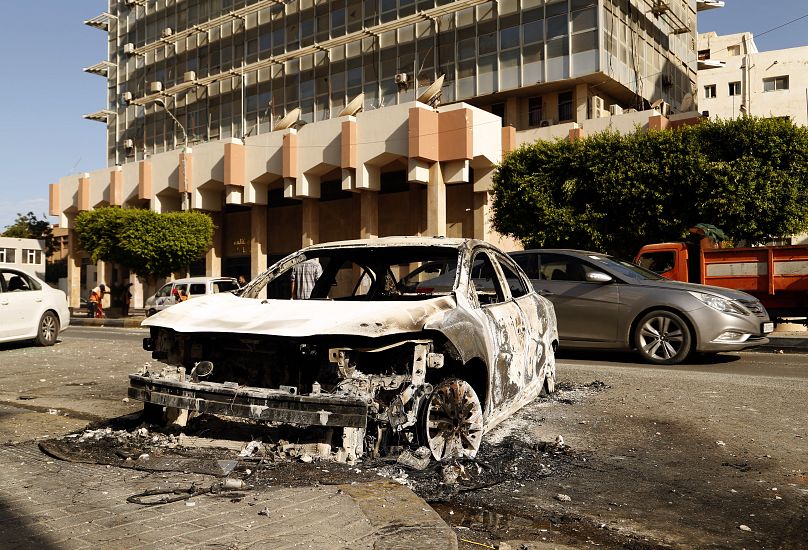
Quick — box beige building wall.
[698,32,808,125]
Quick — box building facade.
[54,0,711,308]
[0,238,47,280]
[698,31,808,125]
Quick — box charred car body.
[130,237,558,461]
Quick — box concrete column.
[409,182,423,236]
[96,261,111,309]
[473,191,492,241]
[67,229,82,309]
[359,190,379,240]
[206,212,223,277]
[301,198,319,248]
[426,162,446,237]
[251,204,268,278]
[130,274,145,310]
[575,82,589,123]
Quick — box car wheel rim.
[42,316,56,342]
[422,379,483,460]
[639,315,684,360]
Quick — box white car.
[0,268,70,346]
[144,276,240,317]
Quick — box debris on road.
[555,493,572,502]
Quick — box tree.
[491,117,808,258]
[2,211,54,255]
[74,208,214,279]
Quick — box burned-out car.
[129,237,558,461]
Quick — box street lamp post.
[154,98,190,211]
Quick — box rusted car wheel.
[419,378,484,460]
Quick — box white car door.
[0,271,41,340]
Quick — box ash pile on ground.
[38,381,607,490]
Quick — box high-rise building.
[54,0,712,308]
[84,0,706,164]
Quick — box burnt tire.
[35,311,59,346]
[633,310,692,365]
[142,403,167,425]
[418,378,484,460]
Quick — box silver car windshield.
[590,255,665,281]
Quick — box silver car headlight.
[689,291,749,316]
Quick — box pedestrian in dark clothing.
[121,283,133,317]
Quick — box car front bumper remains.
[128,374,369,429]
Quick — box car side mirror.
[586,272,613,283]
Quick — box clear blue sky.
[1,1,807,231]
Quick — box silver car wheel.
[419,378,483,460]
[36,312,59,347]
[635,310,692,365]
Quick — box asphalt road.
[2,327,807,548]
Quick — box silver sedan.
[510,249,772,365]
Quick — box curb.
[757,336,808,353]
[69,317,146,329]
[343,480,458,550]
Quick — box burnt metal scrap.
[129,237,559,463]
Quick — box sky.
[0,0,807,231]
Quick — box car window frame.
[468,249,508,307]
[537,252,615,284]
[492,252,531,300]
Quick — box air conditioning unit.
[609,104,624,116]
[657,101,671,116]
[121,91,133,104]
[162,27,173,38]
[183,70,197,83]
[123,43,135,55]
[123,138,134,149]
[149,81,163,93]
[590,95,605,113]
[395,73,408,86]
[539,119,553,127]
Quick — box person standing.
[290,258,322,299]
[88,284,106,318]
[120,283,133,317]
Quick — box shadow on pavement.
[557,348,741,366]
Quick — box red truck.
[636,241,808,324]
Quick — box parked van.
[144,277,239,316]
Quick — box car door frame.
[466,248,532,415]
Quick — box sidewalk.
[0,442,457,550]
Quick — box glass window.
[155,283,173,298]
[704,84,716,98]
[470,253,505,305]
[1,271,35,292]
[478,32,497,55]
[571,7,596,32]
[189,283,207,295]
[636,251,675,274]
[728,81,741,96]
[528,96,543,126]
[522,20,543,44]
[214,280,239,293]
[727,44,740,56]
[511,252,540,279]
[500,25,520,50]
[23,249,41,265]
[496,257,529,298]
[571,30,597,53]
[558,91,573,121]
[763,76,789,92]
[546,14,568,39]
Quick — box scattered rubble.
[555,493,572,502]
